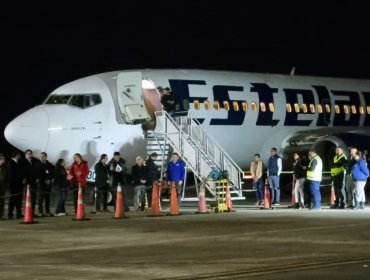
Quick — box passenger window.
[294,103,300,113]
[325,104,331,113]
[286,104,292,113]
[260,102,266,112]
[269,102,275,112]
[359,106,365,114]
[194,100,200,110]
[343,105,349,114]
[242,102,248,112]
[334,105,340,114]
[302,104,308,113]
[309,104,315,113]
[232,101,239,111]
[223,101,230,111]
[251,102,257,112]
[214,101,220,110]
[317,104,323,113]
[367,106,370,115]
[204,100,211,110]
[351,105,357,114]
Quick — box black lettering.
[283,89,314,126]
[312,85,331,126]
[250,83,279,126]
[331,90,360,126]
[210,86,245,125]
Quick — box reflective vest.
[307,155,322,181]
[330,153,347,176]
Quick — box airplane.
[4,69,370,182]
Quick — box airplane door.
[117,72,150,124]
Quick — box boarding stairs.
[146,111,245,201]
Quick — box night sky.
[1,1,370,154]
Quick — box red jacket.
[69,161,89,187]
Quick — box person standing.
[267,147,282,206]
[293,153,306,209]
[7,151,23,219]
[330,146,347,209]
[250,153,264,206]
[307,150,323,210]
[36,152,55,216]
[161,87,176,117]
[108,152,128,211]
[167,153,185,205]
[54,159,68,216]
[0,153,8,220]
[351,150,369,210]
[345,147,357,209]
[94,154,110,212]
[68,153,89,213]
[132,156,149,211]
[146,152,160,207]
[20,149,39,217]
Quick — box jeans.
[254,178,264,201]
[55,189,67,214]
[294,178,305,206]
[268,175,280,204]
[345,174,354,207]
[134,185,146,209]
[354,181,366,205]
[309,180,321,209]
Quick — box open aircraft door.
[117,71,151,124]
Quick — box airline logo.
[168,79,370,127]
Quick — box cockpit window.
[45,94,102,109]
[45,95,72,104]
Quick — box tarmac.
[1,196,370,280]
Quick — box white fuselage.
[5,69,370,178]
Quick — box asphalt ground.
[1,196,370,280]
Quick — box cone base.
[260,207,274,210]
[20,221,39,224]
[166,213,181,216]
[72,218,90,221]
[195,211,210,214]
[112,216,129,219]
[147,214,164,217]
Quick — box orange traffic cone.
[114,184,127,219]
[148,182,162,217]
[263,182,272,209]
[72,185,90,221]
[225,184,235,212]
[20,185,38,224]
[168,181,180,215]
[330,183,336,207]
[195,185,209,214]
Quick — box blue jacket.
[351,158,369,182]
[167,160,185,182]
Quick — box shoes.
[272,203,280,206]
[33,214,41,218]
[46,213,55,217]
[310,207,321,211]
[55,213,66,217]
[125,208,130,212]
[16,215,24,219]
[102,209,111,213]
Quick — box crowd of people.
[0,148,186,220]
[250,146,369,210]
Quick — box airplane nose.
[4,107,49,152]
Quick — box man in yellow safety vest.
[330,146,347,209]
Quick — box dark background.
[1,1,370,154]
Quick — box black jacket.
[36,160,55,182]
[146,157,159,186]
[94,161,109,188]
[20,157,39,185]
[53,165,68,191]
[131,164,149,186]
[7,159,22,191]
